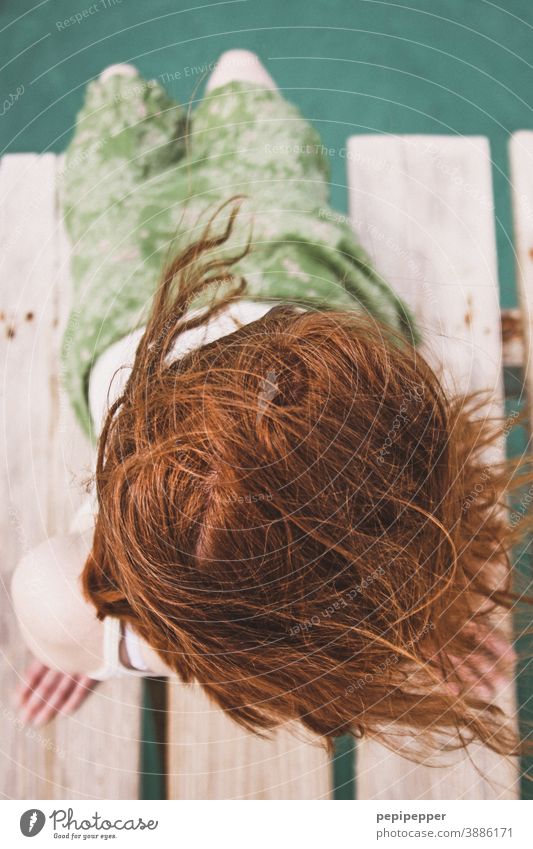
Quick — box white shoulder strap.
[90,617,151,680]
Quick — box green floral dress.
[60,72,419,438]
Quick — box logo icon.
[20,809,46,837]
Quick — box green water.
[2,0,533,306]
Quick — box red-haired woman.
[12,52,525,762]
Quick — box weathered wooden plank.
[51,154,142,801]
[168,682,330,799]
[509,132,533,405]
[0,153,59,799]
[347,134,517,799]
[0,154,141,799]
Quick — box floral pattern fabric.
[60,72,419,438]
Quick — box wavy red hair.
[83,205,533,761]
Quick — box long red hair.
[84,204,533,760]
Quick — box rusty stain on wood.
[501,309,523,344]
[464,294,474,326]
[501,308,524,368]
[25,312,34,322]
[528,247,533,260]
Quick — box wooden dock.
[1,132,530,798]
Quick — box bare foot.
[16,659,99,726]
